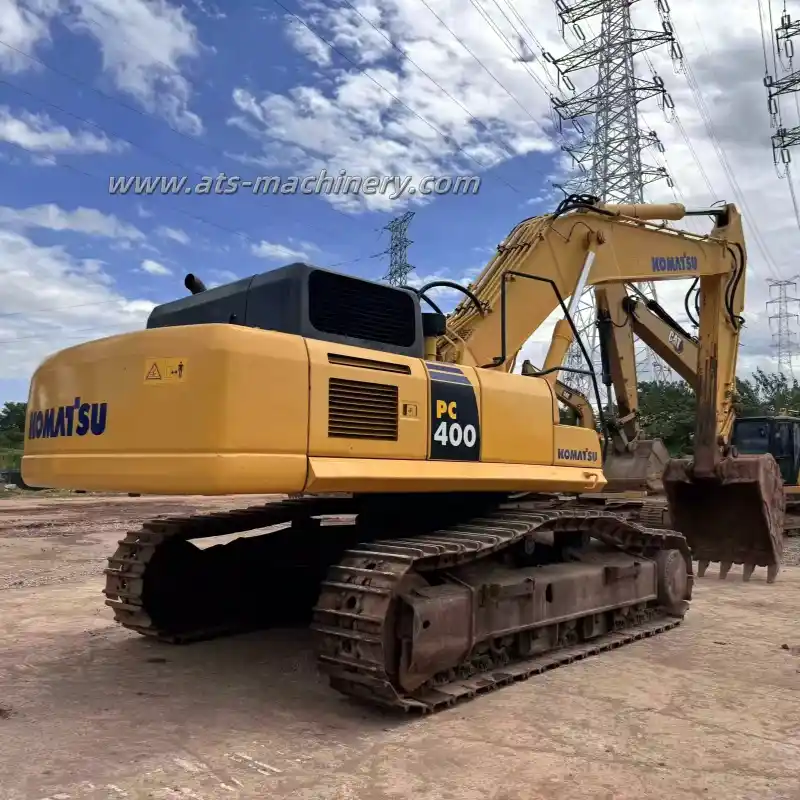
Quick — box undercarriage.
[104,494,693,713]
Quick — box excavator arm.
[592,282,699,492]
[622,289,699,384]
[435,196,783,577]
[438,198,744,467]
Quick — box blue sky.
[0,0,797,403]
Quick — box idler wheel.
[655,549,690,617]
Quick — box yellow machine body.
[16,198,783,714]
[23,325,604,497]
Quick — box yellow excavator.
[547,280,800,542]
[22,196,784,713]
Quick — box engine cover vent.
[310,270,416,348]
[328,378,399,441]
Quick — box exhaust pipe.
[184,273,207,295]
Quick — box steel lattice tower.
[382,212,415,286]
[549,0,682,402]
[767,5,800,157]
[767,278,800,376]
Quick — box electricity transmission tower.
[548,0,682,402]
[767,278,800,376]
[382,212,415,286]
[762,8,800,375]
[766,5,800,158]
[762,2,800,229]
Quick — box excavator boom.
[440,197,784,580]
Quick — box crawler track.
[103,496,362,642]
[104,495,693,713]
[312,499,692,712]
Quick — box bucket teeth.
[662,453,785,582]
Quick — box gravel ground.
[0,491,798,800]
[783,534,800,566]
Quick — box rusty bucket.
[662,453,785,582]
[602,438,671,494]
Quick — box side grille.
[328,378,399,440]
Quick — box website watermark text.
[108,170,481,200]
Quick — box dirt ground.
[0,492,798,800]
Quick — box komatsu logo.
[557,447,599,463]
[27,398,108,440]
[651,255,698,273]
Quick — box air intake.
[309,270,416,348]
[328,378,399,440]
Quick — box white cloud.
[156,225,190,245]
[621,1,800,374]
[188,0,226,20]
[229,0,556,213]
[209,268,239,283]
[405,266,482,303]
[226,0,800,371]
[140,258,171,276]
[251,240,314,261]
[66,0,203,134]
[284,16,333,67]
[0,0,54,73]
[0,229,154,379]
[0,0,204,134]
[246,0,796,373]
[0,203,144,240]
[0,106,125,156]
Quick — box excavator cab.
[731,416,800,487]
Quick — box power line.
[0,323,134,346]
[336,0,522,164]
[412,0,553,126]
[762,0,800,231]
[0,49,409,250]
[465,0,559,100]
[268,0,522,194]
[671,13,780,277]
[0,49,387,271]
[0,137,301,252]
[0,38,217,158]
[0,78,206,184]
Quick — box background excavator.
[552,280,800,540]
[21,196,783,713]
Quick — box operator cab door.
[732,417,799,485]
[769,420,797,486]
[791,422,800,487]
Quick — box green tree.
[635,380,697,456]
[561,370,800,457]
[0,401,26,449]
[734,368,800,417]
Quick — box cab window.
[734,420,769,454]
[772,424,793,458]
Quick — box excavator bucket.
[602,439,671,494]
[662,453,785,582]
